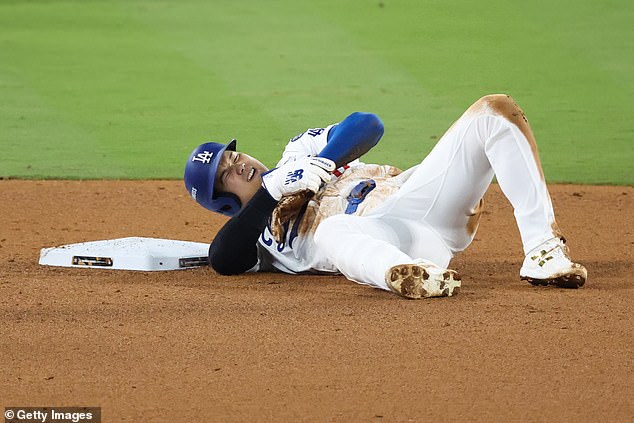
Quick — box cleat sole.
[386,263,461,299]
[521,273,586,289]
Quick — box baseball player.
[184,94,587,299]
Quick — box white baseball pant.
[314,94,561,291]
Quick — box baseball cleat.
[385,260,461,299]
[520,237,587,289]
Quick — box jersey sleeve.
[277,124,337,166]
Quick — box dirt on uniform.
[1,180,632,422]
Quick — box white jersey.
[252,124,411,274]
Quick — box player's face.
[214,150,268,207]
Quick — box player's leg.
[373,94,585,287]
[314,214,460,298]
[476,95,586,287]
[325,99,498,298]
[315,94,548,296]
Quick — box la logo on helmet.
[192,151,214,164]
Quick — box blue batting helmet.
[184,139,242,216]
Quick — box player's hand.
[261,156,335,201]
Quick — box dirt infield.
[1,180,632,422]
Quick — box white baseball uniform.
[253,95,560,292]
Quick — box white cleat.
[385,260,461,299]
[520,237,587,289]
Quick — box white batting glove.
[261,156,336,201]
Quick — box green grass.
[1,0,632,183]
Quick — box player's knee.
[472,94,527,123]
[474,94,514,109]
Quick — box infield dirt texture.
[1,0,633,422]
[1,181,633,421]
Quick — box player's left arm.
[279,112,384,167]
[208,187,277,275]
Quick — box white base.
[39,237,210,271]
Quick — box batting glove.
[261,156,336,201]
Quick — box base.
[39,237,210,271]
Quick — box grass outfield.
[1,0,632,184]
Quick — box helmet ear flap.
[214,192,242,216]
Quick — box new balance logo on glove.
[261,156,334,201]
[285,169,304,185]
